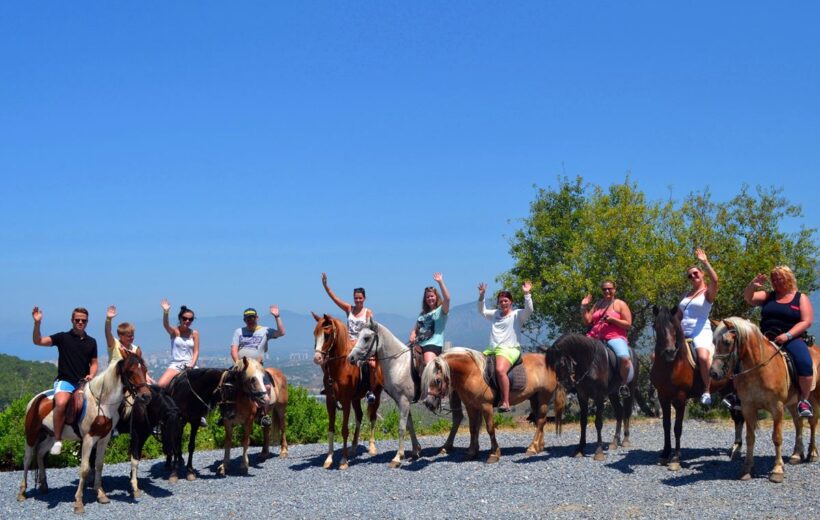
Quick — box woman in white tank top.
[675,248,719,406]
[157,300,200,388]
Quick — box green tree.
[504,177,817,352]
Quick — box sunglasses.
[181,317,195,323]
[73,318,88,324]
[244,315,258,320]
[601,287,614,292]
[120,333,135,338]
[687,272,700,279]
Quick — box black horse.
[88,384,183,497]
[166,368,227,481]
[546,333,642,460]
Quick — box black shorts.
[420,345,443,356]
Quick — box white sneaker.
[700,393,712,406]
[50,440,63,455]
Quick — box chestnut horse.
[348,319,421,468]
[312,313,381,470]
[422,348,565,463]
[217,357,289,475]
[545,333,639,461]
[650,306,744,470]
[710,317,820,482]
[17,350,151,514]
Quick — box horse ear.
[369,318,378,331]
[669,305,678,316]
[323,314,332,322]
[709,318,720,328]
[652,305,659,316]
[311,311,321,322]
[242,356,249,369]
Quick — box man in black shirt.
[32,306,98,455]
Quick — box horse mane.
[654,306,686,351]
[551,333,601,363]
[87,354,125,398]
[326,314,352,355]
[722,316,762,347]
[443,348,487,375]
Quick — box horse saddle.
[682,339,711,370]
[36,384,87,438]
[484,355,526,407]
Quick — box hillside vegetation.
[0,354,55,410]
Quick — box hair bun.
[180,305,188,312]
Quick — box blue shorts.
[784,338,813,377]
[53,380,77,394]
[606,338,630,359]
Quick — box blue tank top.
[760,291,802,336]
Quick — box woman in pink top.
[580,280,633,397]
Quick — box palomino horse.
[217,357,289,475]
[546,333,639,461]
[710,318,820,482]
[348,319,421,468]
[312,313,381,470]
[17,350,151,514]
[650,306,744,470]
[166,368,226,481]
[422,348,565,463]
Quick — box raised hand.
[581,294,593,306]
[32,306,43,322]
[321,273,328,286]
[695,248,708,263]
[522,280,532,294]
[106,305,117,320]
[751,274,768,288]
[270,304,280,317]
[161,298,171,312]
[478,282,487,298]
[433,272,444,283]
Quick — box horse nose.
[312,352,323,365]
[140,392,152,403]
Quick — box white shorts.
[687,327,715,355]
[168,361,192,371]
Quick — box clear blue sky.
[1,3,818,342]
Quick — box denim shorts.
[606,338,630,358]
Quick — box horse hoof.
[789,455,803,465]
[339,462,349,471]
[216,465,225,477]
[97,494,110,505]
[74,504,85,515]
[740,472,752,481]
[38,484,49,494]
[769,473,784,483]
[668,462,681,472]
[133,489,142,499]
[810,455,819,463]
[621,439,632,448]
[608,442,618,451]
[486,454,500,464]
[574,451,584,459]
[593,452,606,462]
[186,472,197,481]
[16,492,26,502]
[388,460,401,469]
[526,448,537,456]
[657,457,668,466]
[368,447,378,456]
[280,451,289,459]
[168,474,179,484]
[323,460,333,469]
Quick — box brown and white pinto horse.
[216,357,288,475]
[422,348,565,463]
[711,317,820,482]
[312,313,381,470]
[17,350,151,514]
[650,306,744,470]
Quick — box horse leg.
[261,408,272,460]
[741,406,757,481]
[241,419,251,474]
[367,393,380,456]
[73,437,94,514]
[407,408,421,461]
[350,398,362,452]
[186,422,199,480]
[93,436,112,505]
[17,442,35,501]
[769,403,785,483]
[465,406,481,460]
[130,433,143,498]
[658,396,672,465]
[36,442,49,494]
[323,399,336,469]
[389,397,410,469]
[217,423,231,476]
[576,397,589,458]
[277,404,289,458]
[808,410,819,463]
[485,403,500,464]
[730,408,744,460]
[621,390,634,448]
[609,395,624,450]
[593,397,606,461]
[340,402,351,470]
[668,399,685,471]
[526,393,546,455]
[441,392,463,454]
[789,403,805,464]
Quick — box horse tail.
[633,385,656,417]
[552,384,566,436]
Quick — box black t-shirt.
[49,330,98,386]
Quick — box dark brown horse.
[546,333,640,461]
[166,368,226,481]
[711,317,820,482]
[312,313,382,470]
[650,306,744,470]
[18,350,151,514]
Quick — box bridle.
[713,323,784,380]
[316,320,347,363]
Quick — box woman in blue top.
[744,265,815,417]
[409,272,451,366]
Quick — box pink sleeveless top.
[586,308,628,341]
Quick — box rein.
[715,326,786,379]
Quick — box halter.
[316,321,348,362]
[714,323,785,380]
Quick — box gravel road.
[2,418,819,519]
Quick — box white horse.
[349,319,421,468]
[17,350,151,514]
